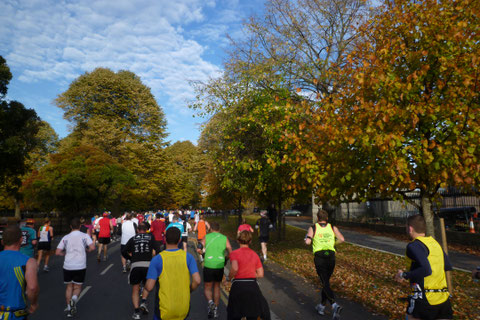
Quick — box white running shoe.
[315,303,326,315]
[332,303,343,319]
[140,302,149,314]
[69,297,77,315]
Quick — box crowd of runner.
[0,208,461,320]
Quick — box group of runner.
[0,209,458,320]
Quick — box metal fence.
[325,189,480,231]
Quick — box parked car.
[435,206,478,231]
[283,209,302,217]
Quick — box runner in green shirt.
[201,221,232,319]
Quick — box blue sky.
[0,0,263,144]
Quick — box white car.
[283,210,301,217]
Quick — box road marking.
[100,263,114,275]
[77,286,91,302]
[288,223,471,273]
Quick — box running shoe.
[132,311,141,320]
[69,297,77,315]
[43,266,50,272]
[213,306,218,318]
[140,302,149,314]
[207,301,215,318]
[66,310,74,318]
[102,255,107,261]
[315,303,326,315]
[332,303,343,319]
[122,266,127,273]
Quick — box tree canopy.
[283,0,480,236]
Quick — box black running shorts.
[37,241,51,251]
[129,267,149,285]
[407,297,453,320]
[203,267,224,283]
[258,235,269,243]
[63,269,86,284]
[98,237,111,244]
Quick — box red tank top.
[99,218,110,238]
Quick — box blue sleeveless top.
[0,250,29,311]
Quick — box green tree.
[163,141,206,209]
[0,56,12,98]
[0,57,42,218]
[286,0,480,236]
[22,144,135,215]
[55,68,169,210]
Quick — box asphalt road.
[31,237,226,320]
[30,233,386,320]
[285,218,479,272]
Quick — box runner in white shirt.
[121,213,138,273]
[56,218,95,318]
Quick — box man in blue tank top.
[0,225,39,319]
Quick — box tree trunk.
[421,194,436,238]
[237,197,242,226]
[14,198,21,220]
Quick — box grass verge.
[209,215,480,320]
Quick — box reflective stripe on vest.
[312,223,335,253]
[158,250,190,320]
[406,236,449,305]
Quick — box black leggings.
[314,250,336,305]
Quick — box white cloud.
[1,0,261,142]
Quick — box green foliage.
[22,145,134,215]
[54,67,170,211]
[162,141,206,208]
[0,56,12,98]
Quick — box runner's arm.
[145,279,156,292]
[256,267,264,279]
[404,241,432,280]
[444,251,453,272]
[121,238,133,260]
[56,240,65,256]
[226,238,232,254]
[25,257,39,313]
[229,260,238,279]
[304,226,314,245]
[31,230,37,246]
[333,226,344,244]
[86,242,95,252]
[190,272,201,292]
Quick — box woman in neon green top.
[305,209,344,319]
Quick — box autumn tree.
[192,0,369,224]
[55,68,169,209]
[162,141,206,208]
[285,0,480,236]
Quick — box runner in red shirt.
[150,213,166,251]
[97,212,112,262]
[237,218,254,236]
[228,230,270,320]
